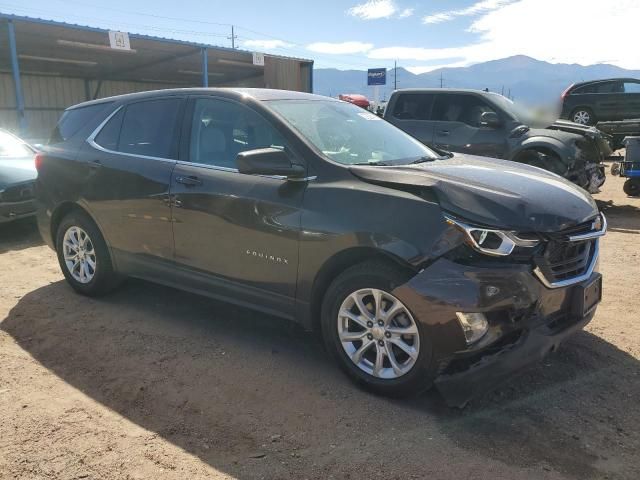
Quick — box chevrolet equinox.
[36,89,606,406]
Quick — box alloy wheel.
[62,226,97,284]
[337,288,420,379]
[573,110,591,125]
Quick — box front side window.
[392,94,434,120]
[624,81,640,93]
[118,98,182,159]
[188,98,287,169]
[432,94,498,127]
[268,99,438,166]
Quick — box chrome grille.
[533,215,605,288]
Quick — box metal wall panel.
[265,56,304,91]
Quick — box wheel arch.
[307,247,416,334]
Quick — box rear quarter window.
[49,103,112,144]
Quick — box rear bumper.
[392,258,600,407]
[0,199,37,223]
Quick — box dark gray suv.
[36,88,605,406]
[384,88,608,193]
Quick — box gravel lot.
[1,169,639,480]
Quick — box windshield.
[268,99,439,165]
[0,131,33,157]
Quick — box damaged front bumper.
[392,257,601,407]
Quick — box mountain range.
[312,55,640,105]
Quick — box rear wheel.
[321,261,436,397]
[55,211,120,296]
[571,107,596,126]
[623,179,640,197]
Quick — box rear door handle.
[438,130,450,136]
[175,175,202,187]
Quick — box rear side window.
[392,94,434,120]
[94,108,124,151]
[596,81,623,93]
[572,84,597,94]
[50,103,111,144]
[117,98,182,159]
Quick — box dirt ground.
[1,169,639,480]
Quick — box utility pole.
[228,25,238,49]
[394,60,397,90]
[440,72,443,88]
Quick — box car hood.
[0,156,37,190]
[350,154,598,232]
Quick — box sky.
[3,0,639,73]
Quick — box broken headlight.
[445,215,539,257]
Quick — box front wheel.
[55,211,120,296]
[623,178,640,197]
[321,261,436,397]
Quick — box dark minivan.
[560,78,640,125]
[384,88,608,193]
[36,88,606,406]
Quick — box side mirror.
[236,148,305,179]
[480,111,502,128]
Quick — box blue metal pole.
[201,47,208,87]
[7,19,27,135]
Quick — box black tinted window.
[573,84,597,94]
[50,103,111,144]
[94,108,124,151]
[432,94,497,127]
[118,99,181,158]
[596,81,623,93]
[189,98,287,168]
[392,94,434,120]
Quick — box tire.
[623,179,640,197]
[320,260,436,398]
[571,107,596,126]
[55,210,120,296]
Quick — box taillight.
[561,84,574,100]
[35,153,44,171]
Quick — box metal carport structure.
[0,14,314,141]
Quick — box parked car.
[0,129,37,224]
[384,88,608,193]
[560,78,640,125]
[36,89,606,407]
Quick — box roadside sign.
[253,52,265,66]
[367,68,386,86]
[108,31,131,50]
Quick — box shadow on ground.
[0,217,44,254]
[2,280,639,479]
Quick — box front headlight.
[445,215,539,257]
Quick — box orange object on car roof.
[339,94,370,108]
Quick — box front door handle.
[175,175,202,187]
[437,130,450,136]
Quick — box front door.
[386,93,435,146]
[623,80,640,119]
[431,93,507,159]
[79,97,184,264]
[170,96,306,316]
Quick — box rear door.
[385,93,435,145]
[623,80,640,119]
[169,96,306,317]
[80,96,184,266]
[431,93,508,158]
[595,81,625,120]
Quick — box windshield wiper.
[352,161,392,166]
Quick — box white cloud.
[307,41,374,54]
[398,8,414,18]
[423,0,513,24]
[369,0,640,70]
[242,39,293,50]
[348,0,397,20]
